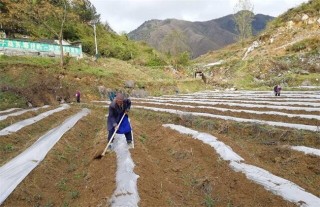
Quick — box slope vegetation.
[194,0,320,89]
[0,55,206,110]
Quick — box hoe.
[94,113,126,159]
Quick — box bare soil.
[1,101,319,206]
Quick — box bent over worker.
[107,93,132,149]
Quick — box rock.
[260,74,266,79]
[253,78,261,82]
[301,14,309,21]
[27,101,33,107]
[307,19,315,25]
[301,80,311,86]
[286,21,294,29]
[124,80,135,88]
[226,87,236,91]
[299,70,310,75]
[97,85,108,99]
[130,89,149,98]
[270,37,274,44]
[242,41,261,60]
[293,14,301,22]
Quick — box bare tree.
[4,0,69,68]
[233,0,254,45]
[31,0,68,68]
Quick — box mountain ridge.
[128,13,274,58]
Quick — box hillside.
[0,0,168,64]
[194,0,320,89]
[128,13,273,58]
[0,55,207,110]
[0,0,207,110]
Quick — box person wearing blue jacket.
[107,93,132,149]
[107,90,116,102]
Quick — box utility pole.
[93,23,98,56]
[89,20,99,59]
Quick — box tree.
[2,0,72,68]
[177,51,190,66]
[70,0,100,23]
[233,0,254,45]
[0,1,26,36]
[31,0,68,68]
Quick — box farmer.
[273,85,282,96]
[107,89,116,102]
[75,91,81,103]
[107,93,132,150]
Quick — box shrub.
[286,38,320,53]
[145,56,167,66]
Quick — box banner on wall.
[0,39,82,58]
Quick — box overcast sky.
[90,0,309,34]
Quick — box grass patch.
[286,37,320,53]
[56,178,68,191]
[204,194,216,207]
[1,143,15,152]
[0,55,58,67]
[0,91,27,110]
[70,190,80,199]
[139,134,148,143]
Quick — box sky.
[90,0,309,34]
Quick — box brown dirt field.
[134,102,320,126]
[133,109,320,198]
[130,113,297,207]
[1,103,319,206]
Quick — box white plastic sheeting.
[165,91,320,99]
[0,108,90,205]
[0,104,70,136]
[290,146,320,157]
[135,106,319,132]
[230,162,320,207]
[133,98,320,112]
[161,95,320,102]
[134,101,320,121]
[0,105,50,121]
[0,108,21,114]
[135,97,320,107]
[164,124,320,207]
[108,134,140,207]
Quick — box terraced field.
[0,90,319,207]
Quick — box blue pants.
[108,128,132,143]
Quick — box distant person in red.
[75,91,81,103]
[273,85,282,96]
